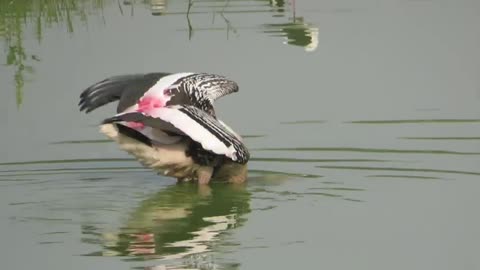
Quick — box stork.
[79,72,249,184]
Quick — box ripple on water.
[316,165,480,177]
[347,118,480,124]
[279,120,326,125]
[3,113,480,269]
[254,146,480,155]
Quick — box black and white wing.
[79,72,239,115]
[173,73,239,103]
[102,105,249,164]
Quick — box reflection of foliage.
[218,0,238,39]
[0,0,317,107]
[186,0,238,40]
[263,0,319,51]
[183,0,317,50]
[264,17,319,51]
[269,0,286,12]
[0,0,108,107]
[187,0,193,39]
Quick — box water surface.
[1,0,480,269]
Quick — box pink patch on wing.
[126,95,165,130]
[137,96,165,113]
[127,121,145,129]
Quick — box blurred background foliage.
[0,0,110,107]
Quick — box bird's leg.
[197,166,213,184]
[197,184,212,197]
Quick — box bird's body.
[79,72,249,184]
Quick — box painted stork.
[79,72,249,184]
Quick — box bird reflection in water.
[93,183,250,267]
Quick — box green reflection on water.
[263,17,318,52]
[84,183,250,267]
[0,0,108,107]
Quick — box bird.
[79,72,250,184]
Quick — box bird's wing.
[174,73,239,103]
[102,105,249,164]
[79,72,172,113]
[79,72,239,115]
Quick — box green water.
[1,0,480,269]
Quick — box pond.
[1,0,480,269]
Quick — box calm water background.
[1,0,480,269]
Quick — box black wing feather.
[102,113,186,136]
[79,73,171,113]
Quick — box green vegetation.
[0,0,109,107]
